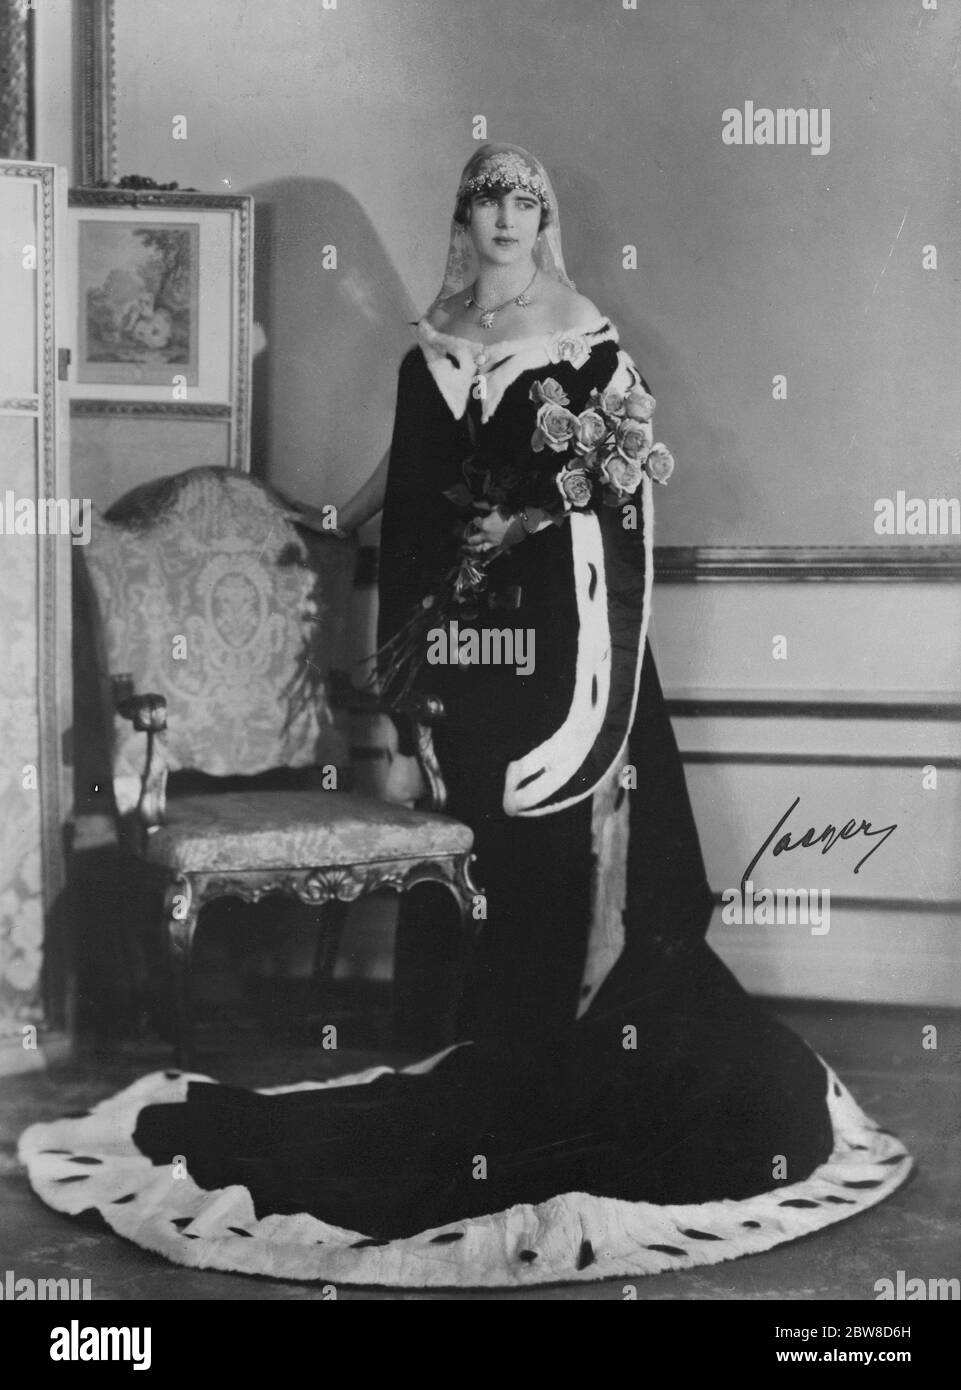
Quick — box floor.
[1,1000,958,1301]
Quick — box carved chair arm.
[393,692,448,813]
[329,670,449,813]
[111,674,169,829]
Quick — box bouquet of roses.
[372,372,674,704]
[530,376,674,511]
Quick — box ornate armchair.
[81,466,477,1064]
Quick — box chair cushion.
[142,790,473,873]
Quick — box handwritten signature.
[741,795,898,894]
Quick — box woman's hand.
[283,501,351,540]
[462,508,521,556]
[280,448,391,540]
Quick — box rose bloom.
[605,453,645,496]
[623,387,656,422]
[556,467,594,508]
[590,386,625,416]
[547,330,591,370]
[532,400,577,453]
[644,442,675,485]
[572,408,608,455]
[530,377,570,407]
[615,417,653,463]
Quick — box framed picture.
[67,188,253,473]
[76,219,200,386]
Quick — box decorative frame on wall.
[67,187,253,473]
[0,0,33,161]
[0,158,72,1047]
[74,0,116,186]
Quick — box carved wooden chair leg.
[311,899,349,985]
[164,875,199,1069]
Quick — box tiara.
[457,152,551,210]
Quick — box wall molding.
[655,545,961,581]
[667,693,961,721]
[355,544,961,588]
[71,399,232,421]
[683,750,961,769]
[711,891,961,915]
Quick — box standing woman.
[374,143,722,1048]
[20,144,912,1290]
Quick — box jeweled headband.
[457,151,552,214]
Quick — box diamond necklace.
[465,268,539,330]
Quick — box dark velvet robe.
[133,324,837,1239]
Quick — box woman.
[19,144,911,1289]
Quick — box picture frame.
[67,187,253,473]
[0,0,31,162]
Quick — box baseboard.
[709,917,961,1008]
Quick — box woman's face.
[468,188,541,268]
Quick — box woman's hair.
[434,144,575,300]
[454,184,552,232]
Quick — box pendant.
[514,292,532,307]
[479,311,495,329]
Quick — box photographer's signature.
[742,795,897,893]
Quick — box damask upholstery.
[145,790,473,874]
[80,466,477,1063]
[83,467,349,815]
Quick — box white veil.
[431,142,575,308]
